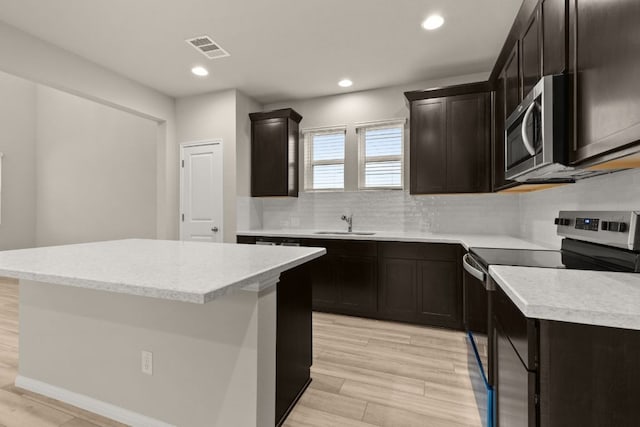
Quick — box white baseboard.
[15,375,176,427]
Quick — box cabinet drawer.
[301,239,376,257]
[380,242,458,261]
[494,286,537,370]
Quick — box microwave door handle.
[521,102,537,157]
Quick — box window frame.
[302,126,347,192]
[356,119,406,190]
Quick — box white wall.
[35,86,158,246]
[0,72,37,250]
[0,21,178,239]
[176,89,238,243]
[236,91,263,231]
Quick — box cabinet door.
[493,71,515,191]
[251,118,288,197]
[309,255,339,309]
[379,258,418,321]
[495,324,535,427]
[504,43,521,119]
[410,98,447,194]
[275,265,312,425]
[542,0,567,75]
[287,119,299,196]
[570,0,640,163]
[336,255,377,314]
[520,9,542,98]
[417,260,462,329]
[463,270,488,334]
[445,93,490,193]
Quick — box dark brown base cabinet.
[378,243,462,329]
[300,239,377,316]
[275,265,312,426]
[236,235,311,426]
[494,286,640,426]
[237,235,464,330]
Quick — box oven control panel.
[555,211,640,251]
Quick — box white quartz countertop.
[490,266,640,330]
[0,239,325,304]
[236,229,554,251]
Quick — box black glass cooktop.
[470,239,640,273]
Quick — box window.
[303,127,346,190]
[358,120,405,189]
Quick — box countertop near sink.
[236,229,555,251]
[490,265,640,330]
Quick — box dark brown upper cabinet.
[406,83,491,195]
[490,0,568,191]
[520,8,542,99]
[504,43,521,119]
[493,69,514,192]
[249,108,302,197]
[569,0,640,165]
[542,0,568,76]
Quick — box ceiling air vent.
[186,36,230,59]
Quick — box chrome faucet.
[340,214,353,233]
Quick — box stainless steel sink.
[314,231,376,236]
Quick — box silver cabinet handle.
[211,227,219,232]
[521,101,538,157]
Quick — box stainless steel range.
[461,210,640,427]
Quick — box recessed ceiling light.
[338,79,353,88]
[422,15,445,30]
[191,66,209,77]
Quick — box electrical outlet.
[141,350,153,375]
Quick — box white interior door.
[180,141,223,242]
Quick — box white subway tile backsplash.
[257,190,521,235]
[238,169,639,248]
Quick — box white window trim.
[356,119,406,190]
[302,125,347,192]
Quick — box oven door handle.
[463,254,487,282]
[520,101,537,157]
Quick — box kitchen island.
[0,239,325,427]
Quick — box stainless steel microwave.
[504,75,579,182]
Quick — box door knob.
[212,227,219,232]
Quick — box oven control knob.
[554,218,560,225]
[602,221,609,230]
[619,222,628,233]
[554,218,570,226]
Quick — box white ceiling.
[0,0,522,103]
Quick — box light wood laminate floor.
[284,312,487,427]
[0,278,486,427]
